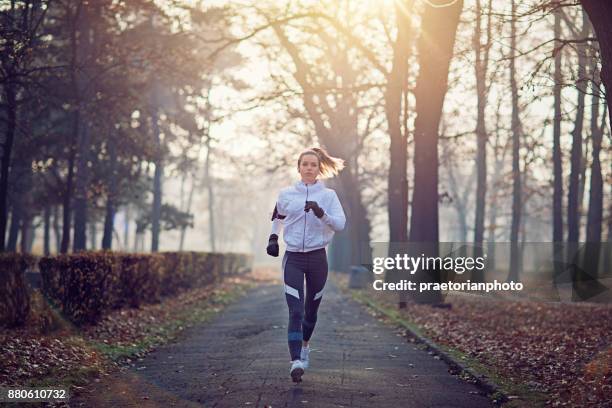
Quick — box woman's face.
[298,153,320,184]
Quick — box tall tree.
[386,0,412,244]
[584,64,605,273]
[101,128,118,249]
[72,0,97,251]
[149,85,163,252]
[552,4,564,283]
[552,5,564,286]
[552,7,564,243]
[0,0,49,251]
[508,0,523,282]
[409,0,464,303]
[472,0,493,282]
[204,132,217,252]
[567,10,590,244]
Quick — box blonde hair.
[298,147,345,179]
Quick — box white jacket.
[271,180,346,252]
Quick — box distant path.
[72,280,492,407]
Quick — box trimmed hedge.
[119,253,165,308]
[0,254,36,328]
[39,252,121,325]
[37,251,252,326]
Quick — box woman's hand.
[267,234,279,257]
[304,201,325,218]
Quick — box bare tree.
[386,0,412,244]
[409,0,464,303]
[567,10,590,244]
[473,0,493,282]
[508,0,524,282]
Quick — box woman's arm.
[267,201,286,257]
[270,203,286,235]
[271,217,283,235]
[321,191,346,232]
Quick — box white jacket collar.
[294,179,325,193]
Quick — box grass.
[345,285,549,407]
[91,283,251,363]
[91,282,253,363]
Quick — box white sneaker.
[290,359,305,383]
[300,346,310,368]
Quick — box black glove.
[266,234,279,257]
[304,201,325,218]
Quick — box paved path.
[72,279,492,407]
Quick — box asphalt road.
[71,279,492,408]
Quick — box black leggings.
[282,248,328,361]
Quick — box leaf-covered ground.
[4,268,609,407]
[343,274,612,407]
[0,272,267,399]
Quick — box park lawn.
[332,272,612,408]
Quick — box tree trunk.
[7,207,20,252]
[486,145,505,272]
[552,6,564,286]
[567,11,590,244]
[151,160,163,252]
[0,80,17,252]
[102,134,118,250]
[19,214,30,253]
[386,0,411,244]
[577,130,590,225]
[335,169,371,267]
[472,0,492,283]
[584,71,604,274]
[179,173,196,251]
[123,205,130,251]
[581,1,612,131]
[44,205,50,255]
[409,0,463,303]
[61,1,83,254]
[102,197,116,250]
[60,140,75,253]
[150,88,163,253]
[53,205,61,253]
[384,1,412,307]
[133,228,140,252]
[27,220,35,253]
[72,3,94,252]
[178,177,186,251]
[205,145,216,252]
[508,0,523,282]
[88,221,96,250]
[552,7,564,243]
[73,121,91,252]
[444,151,473,243]
[271,23,372,269]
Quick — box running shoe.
[290,359,304,383]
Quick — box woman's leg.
[283,251,305,361]
[302,249,328,343]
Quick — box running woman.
[266,147,346,383]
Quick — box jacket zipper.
[302,184,309,252]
